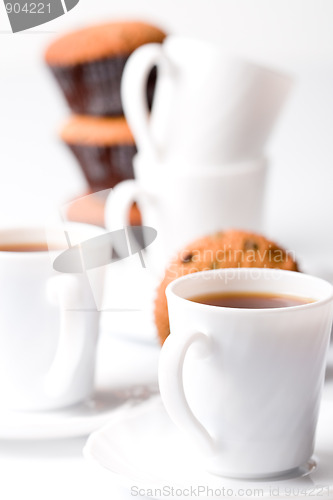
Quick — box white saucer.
[0,385,156,440]
[84,396,333,499]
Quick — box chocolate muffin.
[45,21,166,116]
[154,230,299,345]
[61,115,136,192]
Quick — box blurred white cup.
[121,35,292,166]
[105,155,267,272]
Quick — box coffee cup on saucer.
[159,268,333,479]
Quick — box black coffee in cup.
[189,292,313,309]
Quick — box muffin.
[61,115,136,192]
[45,21,166,116]
[154,230,299,345]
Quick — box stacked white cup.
[105,35,293,272]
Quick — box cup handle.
[44,274,95,398]
[105,180,153,267]
[121,43,164,157]
[158,330,215,455]
[105,180,144,233]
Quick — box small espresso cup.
[159,268,333,478]
[0,223,107,411]
[105,156,267,272]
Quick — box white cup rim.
[162,35,292,82]
[166,268,333,313]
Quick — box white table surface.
[0,324,161,500]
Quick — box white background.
[1,1,333,499]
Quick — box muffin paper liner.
[50,56,157,116]
[67,142,137,192]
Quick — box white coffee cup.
[105,156,267,272]
[0,223,107,411]
[159,268,333,478]
[122,36,292,165]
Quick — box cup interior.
[167,268,333,309]
[0,223,104,255]
[163,36,285,79]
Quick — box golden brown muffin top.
[169,230,299,274]
[60,115,135,146]
[45,21,166,66]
